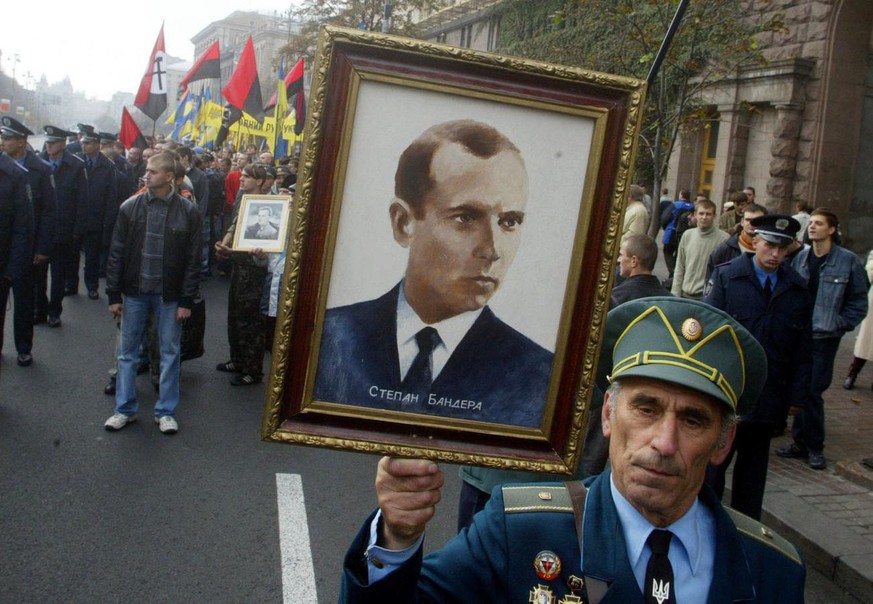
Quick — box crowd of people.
[4,111,873,601]
[0,116,297,434]
[620,183,870,494]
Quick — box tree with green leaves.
[490,0,782,235]
[280,0,443,65]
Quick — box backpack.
[673,209,694,242]
[663,201,695,246]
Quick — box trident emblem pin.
[651,578,671,604]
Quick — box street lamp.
[8,53,21,107]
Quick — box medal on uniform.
[566,574,584,592]
[558,595,583,604]
[534,550,562,580]
[529,584,555,604]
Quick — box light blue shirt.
[364,510,424,583]
[752,258,778,290]
[607,475,717,602]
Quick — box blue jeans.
[115,295,182,417]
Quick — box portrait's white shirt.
[395,284,482,381]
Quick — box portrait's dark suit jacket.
[314,283,553,427]
[339,471,806,603]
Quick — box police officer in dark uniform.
[100,132,134,278]
[0,116,56,366]
[0,152,31,362]
[36,126,88,327]
[705,214,812,520]
[74,125,117,299]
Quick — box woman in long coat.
[844,250,873,388]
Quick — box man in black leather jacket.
[103,151,202,435]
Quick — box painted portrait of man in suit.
[314,120,553,428]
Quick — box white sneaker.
[104,413,136,431]
[155,415,178,434]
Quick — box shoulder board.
[502,484,574,514]
[726,507,802,565]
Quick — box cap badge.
[681,317,702,341]
[776,218,789,230]
[534,550,562,581]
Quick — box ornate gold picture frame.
[262,25,645,474]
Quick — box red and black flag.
[134,24,169,121]
[265,57,304,111]
[119,107,148,150]
[222,36,264,122]
[293,87,307,136]
[180,40,221,91]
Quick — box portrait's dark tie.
[764,276,772,302]
[402,327,441,396]
[644,529,676,604]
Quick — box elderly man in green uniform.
[339,297,805,603]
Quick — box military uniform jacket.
[705,253,813,421]
[41,150,88,243]
[0,154,31,280]
[340,471,805,603]
[80,152,118,235]
[20,150,56,256]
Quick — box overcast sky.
[2,1,300,101]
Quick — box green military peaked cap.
[602,297,766,415]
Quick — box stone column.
[717,104,751,203]
[767,103,803,212]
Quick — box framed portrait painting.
[232,194,293,253]
[262,26,646,474]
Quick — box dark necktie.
[401,327,440,397]
[763,276,772,302]
[644,529,676,604]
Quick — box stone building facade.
[412,0,873,252]
[190,11,301,110]
[666,0,873,252]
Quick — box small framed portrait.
[232,194,292,253]
[262,26,646,474]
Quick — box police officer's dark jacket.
[705,253,813,421]
[105,190,202,309]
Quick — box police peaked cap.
[751,214,801,246]
[43,125,74,142]
[0,116,34,138]
[79,125,99,142]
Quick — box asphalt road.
[0,272,862,603]
[0,275,460,603]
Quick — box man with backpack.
[661,189,695,283]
